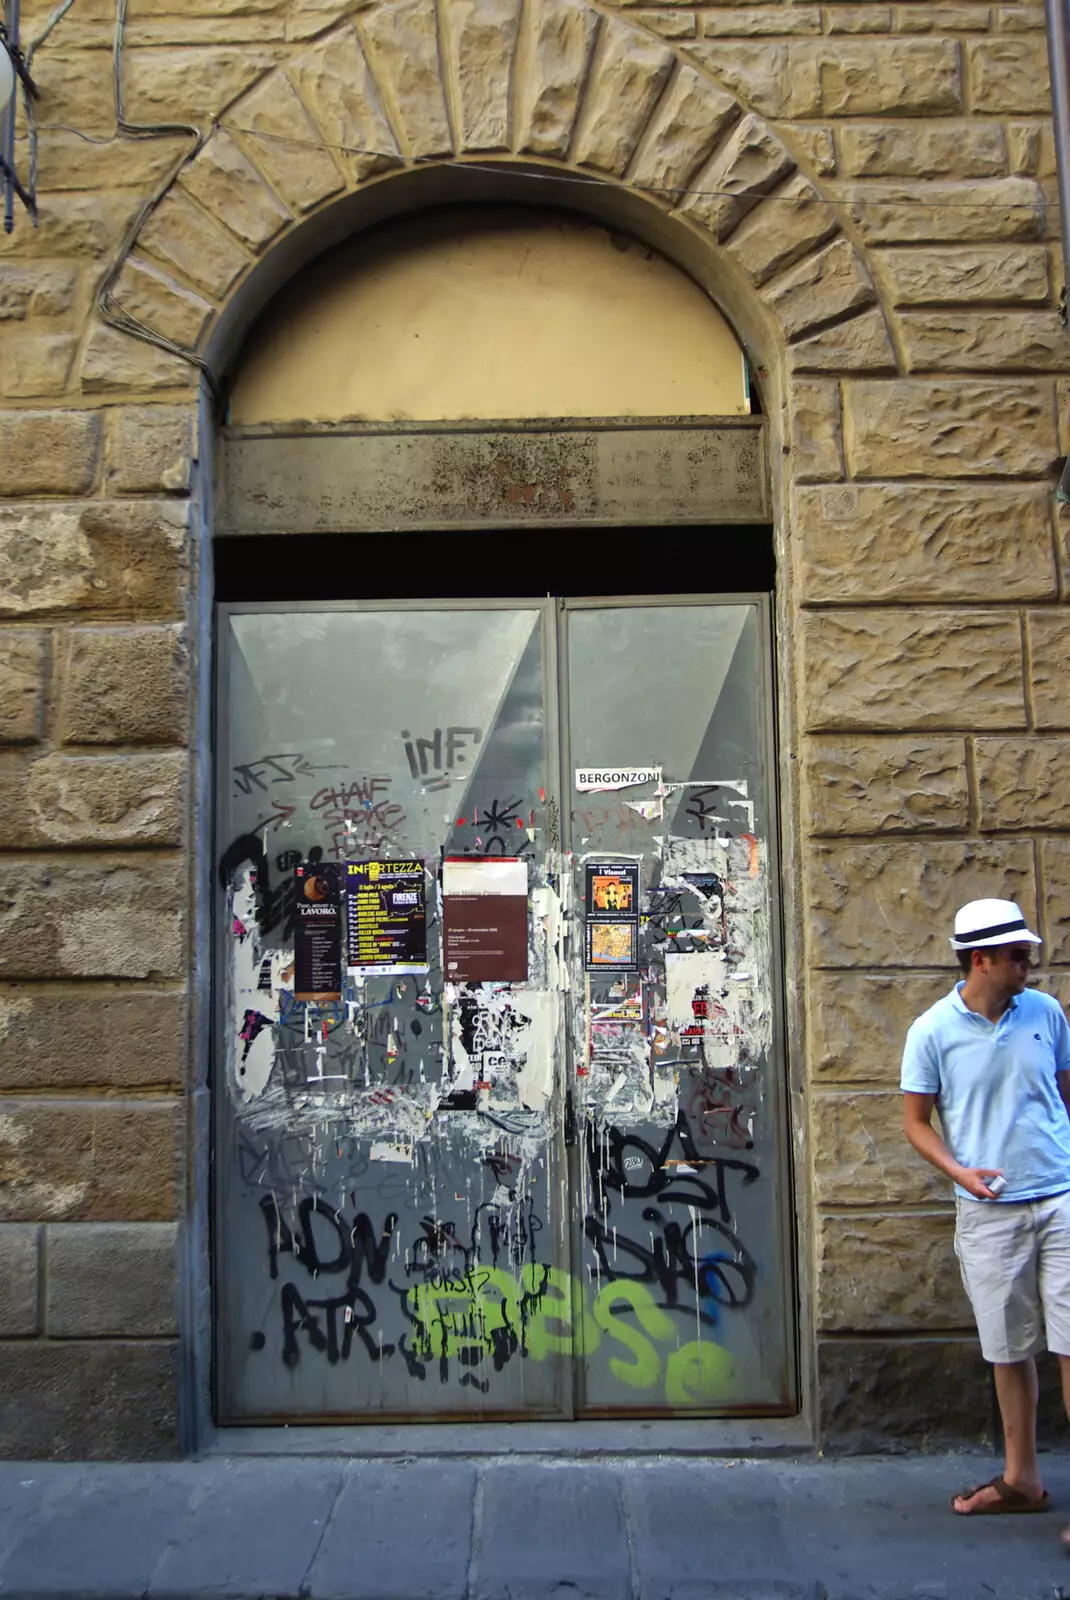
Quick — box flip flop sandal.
[950,1476,1052,1515]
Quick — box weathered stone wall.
[0,0,1066,1454]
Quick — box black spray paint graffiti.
[401,727,482,791]
[585,1110,759,1331]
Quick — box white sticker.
[575,766,661,793]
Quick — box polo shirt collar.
[951,980,1019,1018]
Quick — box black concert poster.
[293,861,343,1001]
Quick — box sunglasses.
[990,947,1034,965]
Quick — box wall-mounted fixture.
[1,0,38,232]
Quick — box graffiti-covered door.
[214,596,794,1422]
[563,601,792,1415]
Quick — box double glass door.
[214,596,794,1422]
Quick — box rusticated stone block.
[700,7,822,34]
[0,1224,39,1335]
[804,838,1036,967]
[58,625,189,744]
[105,406,195,495]
[975,736,1070,830]
[515,0,597,158]
[124,45,277,134]
[358,0,453,160]
[812,1090,950,1205]
[446,0,522,152]
[816,1211,969,1331]
[286,25,401,184]
[819,1337,991,1451]
[837,120,1006,179]
[789,380,843,483]
[0,502,189,619]
[764,237,875,341]
[1038,839,1070,962]
[0,333,80,400]
[872,246,1050,306]
[137,191,251,302]
[572,18,673,176]
[682,38,960,117]
[725,173,837,287]
[633,9,696,39]
[795,482,1056,603]
[0,1100,178,1221]
[0,857,185,981]
[798,609,1026,731]
[0,1341,178,1459]
[179,131,290,251]
[47,1222,178,1336]
[679,41,820,119]
[896,3,992,31]
[229,72,344,213]
[0,989,186,1092]
[1029,610,1070,729]
[789,307,896,373]
[813,38,962,113]
[0,264,77,321]
[0,630,47,744]
[111,257,214,352]
[791,125,836,177]
[802,735,968,835]
[0,195,138,262]
[899,310,1068,373]
[682,114,795,240]
[969,37,1051,111]
[0,411,100,498]
[842,379,1056,477]
[806,970,953,1084]
[81,323,195,395]
[839,178,1043,244]
[0,753,185,849]
[628,65,737,194]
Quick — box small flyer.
[584,859,640,972]
[442,856,528,983]
[345,860,428,975]
[293,862,343,1001]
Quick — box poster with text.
[293,861,343,1001]
[442,856,528,983]
[584,859,640,972]
[346,860,428,974]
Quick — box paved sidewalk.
[1,1451,1069,1600]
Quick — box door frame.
[209,591,795,1425]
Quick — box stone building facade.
[0,0,1068,1457]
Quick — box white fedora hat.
[950,897,1042,951]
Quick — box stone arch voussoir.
[79,0,899,393]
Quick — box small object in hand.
[987,1174,1007,1197]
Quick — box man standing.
[901,898,1070,1525]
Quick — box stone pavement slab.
[473,1463,632,1600]
[306,1459,477,1600]
[147,1459,345,1600]
[0,1451,1069,1599]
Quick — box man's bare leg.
[1058,1355,1070,1543]
[953,1358,1043,1513]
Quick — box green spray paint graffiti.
[404,1266,735,1404]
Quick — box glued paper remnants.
[575,766,661,793]
[584,860,639,972]
[346,859,428,974]
[293,862,342,1001]
[442,856,528,982]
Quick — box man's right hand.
[956,1167,1004,1200]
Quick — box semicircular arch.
[81,0,901,402]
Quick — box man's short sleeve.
[1050,997,1070,1074]
[901,1017,940,1094]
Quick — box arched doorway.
[212,202,793,1423]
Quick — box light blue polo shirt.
[901,983,1070,1203]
